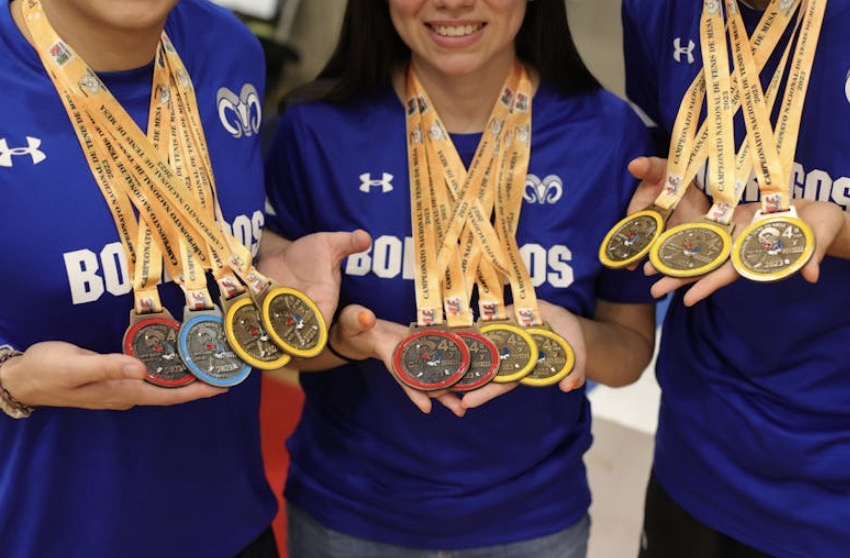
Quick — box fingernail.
[358,312,370,327]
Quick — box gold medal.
[261,286,328,358]
[478,321,537,384]
[519,325,575,387]
[223,294,291,370]
[599,207,670,269]
[649,220,734,278]
[731,208,815,282]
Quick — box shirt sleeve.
[622,0,669,155]
[264,105,319,241]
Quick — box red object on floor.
[260,374,305,557]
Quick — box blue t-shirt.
[265,81,654,548]
[623,1,850,557]
[0,1,276,556]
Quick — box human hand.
[1,341,227,410]
[627,156,710,228]
[642,200,843,305]
[461,301,586,409]
[257,229,372,326]
[332,304,467,417]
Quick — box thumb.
[336,304,377,338]
[79,353,148,384]
[628,156,667,183]
[332,229,372,266]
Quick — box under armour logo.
[217,83,262,139]
[673,38,696,64]
[0,137,47,168]
[359,172,394,193]
[524,174,563,205]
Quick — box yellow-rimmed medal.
[727,0,824,282]
[650,220,734,278]
[479,320,537,384]
[222,294,292,370]
[731,208,814,282]
[599,207,671,269]
[261,285,328,359]
[520,325,576,388]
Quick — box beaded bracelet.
[0,344,32,419]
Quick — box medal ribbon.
[727,0,825,213]
[654,0,800,213]
[406,63,522,329]
[492,76,539,328]
[23,1,269,312]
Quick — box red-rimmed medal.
[393,326,470,391]
[450,329,500,392]
[124,309,194,388]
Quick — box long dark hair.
[280,0,600,111]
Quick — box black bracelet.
[325,327,368,363]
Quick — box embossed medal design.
[223,295,291,370]
[650,221,733,277]
[520,327,575,387]
[262,286,328,358]
[479,321,537,383]
[393,328,470,391]
[599,209,668,269]
[451,330,500,392]
[124,312,194,388]
[179,312,250,387]
[731,212,815,282]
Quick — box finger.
[336,304,377,337]
[650,276,693,299]
[800,217,837,284]
[74,353,148,385]
[331,229,372,266]
[628,156,667,184]
[75,378,227,409]
[460,382,518,409]
[433,391,466,417]
[682,265,740,306]
[800,257,821,284]
[642,260,660,276]
[559,372,586,393]
[400,383,432,414]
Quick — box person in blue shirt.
[0,1,367,556]
[264,0,658,556]
[622,1,850,556]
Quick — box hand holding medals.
[601,0,825,300]
[24,0,328,388]
[391,61,577,400]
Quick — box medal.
[649,220,734,277]
[519,326,575,387]
[392,326,470,391]
[178,309,250,387]
[479,321,537,384]
[223,294,291,370]
[731,208,814,282]
[450,329,500,392]
[261,286,328,358]
[599,207,670,269]
[124,310,194,388]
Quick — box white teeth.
[433,24,481,37]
